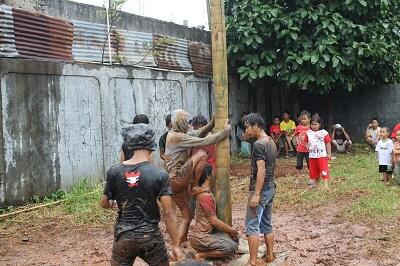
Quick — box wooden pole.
[210,0,231,225]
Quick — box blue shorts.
[245,188,275,236]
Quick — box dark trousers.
[296,152,309,170]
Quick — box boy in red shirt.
[191,115,217,175]
[294,111,311,172]
[269,116,284,155]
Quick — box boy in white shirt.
[375,127,394,183]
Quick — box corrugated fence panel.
[0,5,18,57]
[153,34,192,71]
[115,29,156,67]
[12,8,73,60]
[188,41,212,77]
[72,20,117,64]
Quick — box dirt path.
[1,158,399,265]
[1,202,397,265]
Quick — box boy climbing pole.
[164,109,232,246]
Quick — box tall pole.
[210,0,231,225]
[206,0,211,30]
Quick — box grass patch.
[274,146,400,223]
[59,179,114,224]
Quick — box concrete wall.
[299,85,400,141]
[2,0,211,43]
[0,58,212,206]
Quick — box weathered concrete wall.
[0,58,212,206]
[299,86,400,141]
[3,0,210,43]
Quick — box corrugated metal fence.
[0,4,211,76]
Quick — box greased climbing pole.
[210,0,232,225]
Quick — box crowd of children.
[267,111,400,187]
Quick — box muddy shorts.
[111,232,168,266]
[245,188,275,236]
[190,232,237,256]
[170,159,194,211]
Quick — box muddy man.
[164,109,231,246]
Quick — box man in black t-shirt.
[159,114,172,161]
[101,124,183,266]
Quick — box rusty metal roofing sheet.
[114,29,156,67]
[188,41,212,77]
[0,5,19,57]
[12,7,73,60]
[153,34,192,71]
[72,20,116,64]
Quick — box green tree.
[225,0,400,92]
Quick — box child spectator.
[190,165,238,260]
[294,111,311,172]
[332,124,352,153]
[365,118,381,148]
[375,127,394,183]
[391,122,400,141]
[304,117,332,189]
[269,116,284,155]
[280,111,296,158]
[393,131,400,186]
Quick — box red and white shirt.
[295,125,310,153]
[304,129,331,158]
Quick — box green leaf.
[245,37,253,46]
[358,0,367,7]
[249,70,258,79]
[270,9,278,17]
[319,60,326,68]
[311,54,319,64]
[332,57,340,67]
[266,66,275,76]
[254,36,263,44]
[289,73,299,84]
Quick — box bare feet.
[265,254,275,263]
[246,259,266,266]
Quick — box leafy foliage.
[225,0,400,92]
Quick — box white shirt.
[375,139,394,166]
[368,127,381,142]
[306,129,330,158]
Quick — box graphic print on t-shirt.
[306,130,330,158]
[125,171,140,187]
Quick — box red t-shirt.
[198,194,216,217]
[192,145,216,174]
[269,125,281,139]
[392,123,400,139]
[295,125,310,153]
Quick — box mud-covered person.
[243,113,277,266]
[119,114,149,162]
[159,114,172,161]
[190,164,238,260]
[164,109,232,246]
[101,124,184,266]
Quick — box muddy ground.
[0,158,399,266]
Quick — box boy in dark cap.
[101,123,184,266]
